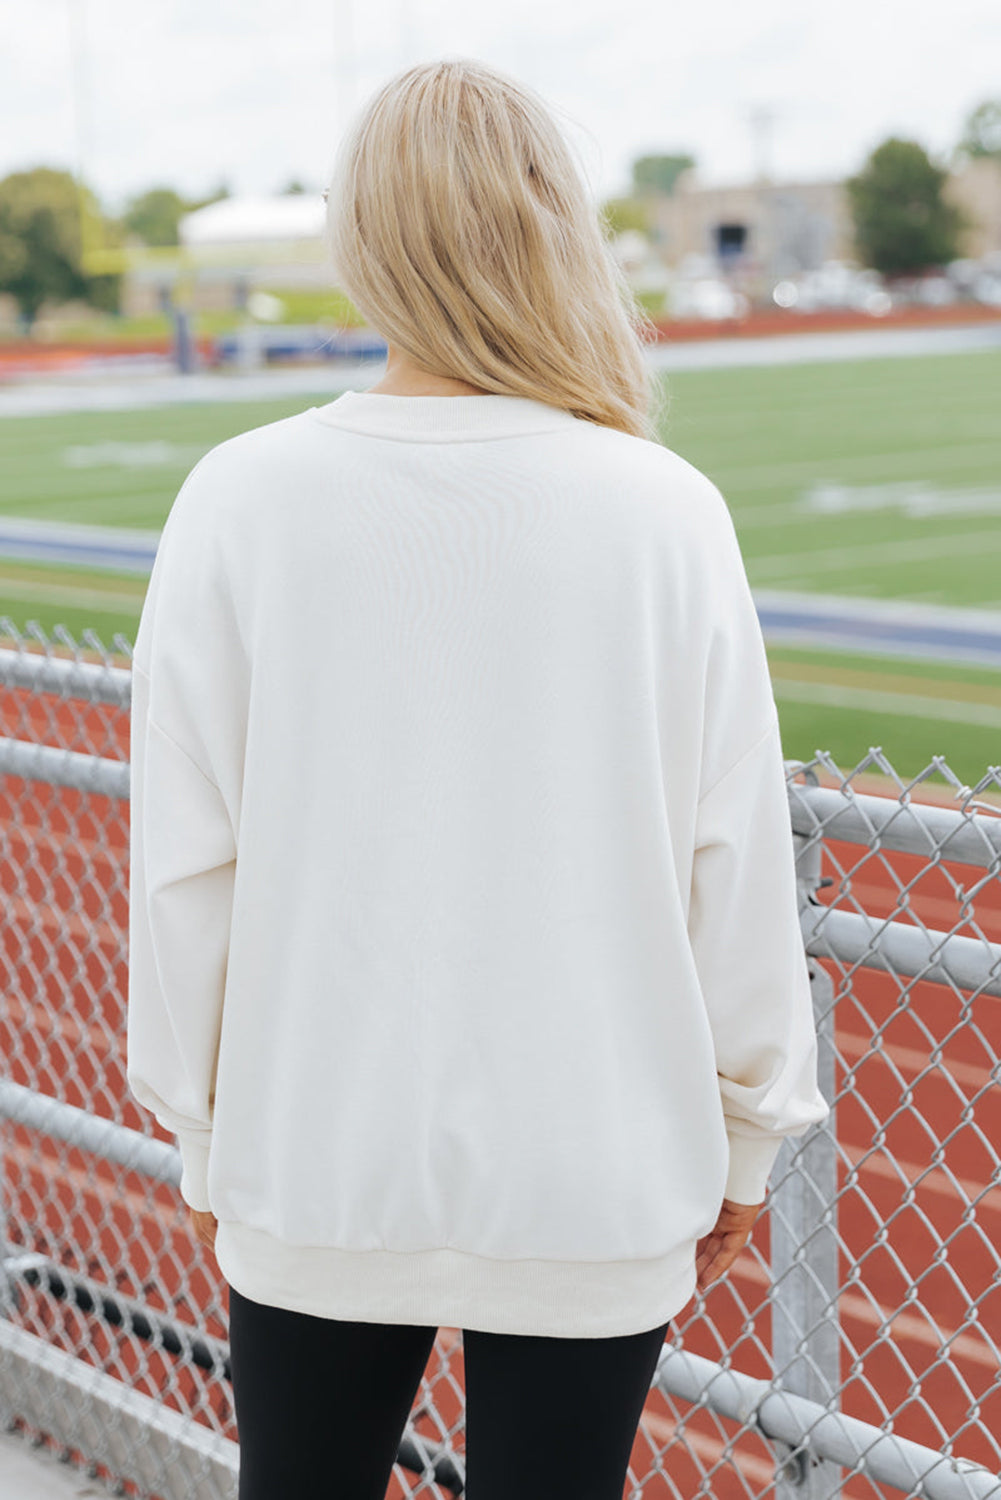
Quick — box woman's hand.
[190,1208,218,1255]
[695,1197,763,1293]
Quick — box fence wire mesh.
[0,617,999,1500]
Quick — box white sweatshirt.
[127,390,829,1339]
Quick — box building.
[120,194,333,318]
[944,157,1001,261]
[118,161,1001,320]
[645,157,1001,299]
[646,168,855,300]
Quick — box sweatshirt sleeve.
[688,716,830,1205]
[686,479,830,1206]
[126,458,243,1213]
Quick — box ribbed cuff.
[175,1128,213,1212]
[724,1130,783,1205]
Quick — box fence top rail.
[0,736,130,798]
[788,780,1001,869]
[2,646,999,872]
[0,645,131,706]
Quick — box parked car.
[667,277,749,320]
[212,324,388,365]
[770,260,892,315]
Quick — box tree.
[122,180,232,248]
[845,137,967,276]
[631,154,695,197]
[600,197,653,238]
[279,178,309,195]
[123,187,189,247]
[194,181,232,207]
[0,167,121,328]
[956,99,1001,161]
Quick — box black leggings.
[227,1283,670,1500]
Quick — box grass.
[661,350,1001,606]
[8,290,366,344]
[1,348,999,786]
[764,645,1001,787]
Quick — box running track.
[1,683,999,1497]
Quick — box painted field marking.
[3,992,121,1066]
[722,438,1001,496]
[799,481,1001,519]
[834,1030,997,1095]
[825,879,1001,939]
[747,527,1001,582]
[61,441,206,469]
[0,576,145,612]
[769,658,1001,705]
[2,894,119,948]
[736,476,1001,528]
[720,1242,998,1368]
[771,677,1001,728]
[640,1410,776,1485]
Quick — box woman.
[127,57,828,1500]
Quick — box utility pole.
[399,0,417,63]
[746,103,777,185]
[332,0,357,143]
[67,0,96,268]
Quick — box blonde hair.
[325,58,664,441]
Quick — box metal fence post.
[769,794,841,1498]
[0,1002,17,1438]
[0,761,19,1337]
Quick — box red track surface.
[1,302,999,378]
[2,682,999,1496]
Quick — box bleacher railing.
[1,620,999,1500]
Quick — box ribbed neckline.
[307,390,582,443]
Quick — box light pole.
[67,0,97,272]
[333,0,357,143]
[746,103,780,302]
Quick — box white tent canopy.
[179,194,326,247]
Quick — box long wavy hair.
[324,58,663,441]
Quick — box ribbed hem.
[175,1129,213,1212]
[214,1221,697,1338]
[724,1131,784,1205]
[307,391,582,444]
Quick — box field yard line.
[736,481,1001,529]
[717,439,1001,493]
[772,678,1001,727]
[748,528,1001,581]
[0,576,145,611]
[769,659,1001,706]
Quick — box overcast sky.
[4,0,999,213]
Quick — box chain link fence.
[0,616,999,1500]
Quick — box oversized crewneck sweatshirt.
[126,389,829,1339]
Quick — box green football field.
[1,347,999,788]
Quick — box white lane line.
[0,577,144,611]
[716,440,1001,497]
[772,677,1001,728]
[747,528,1001,580]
